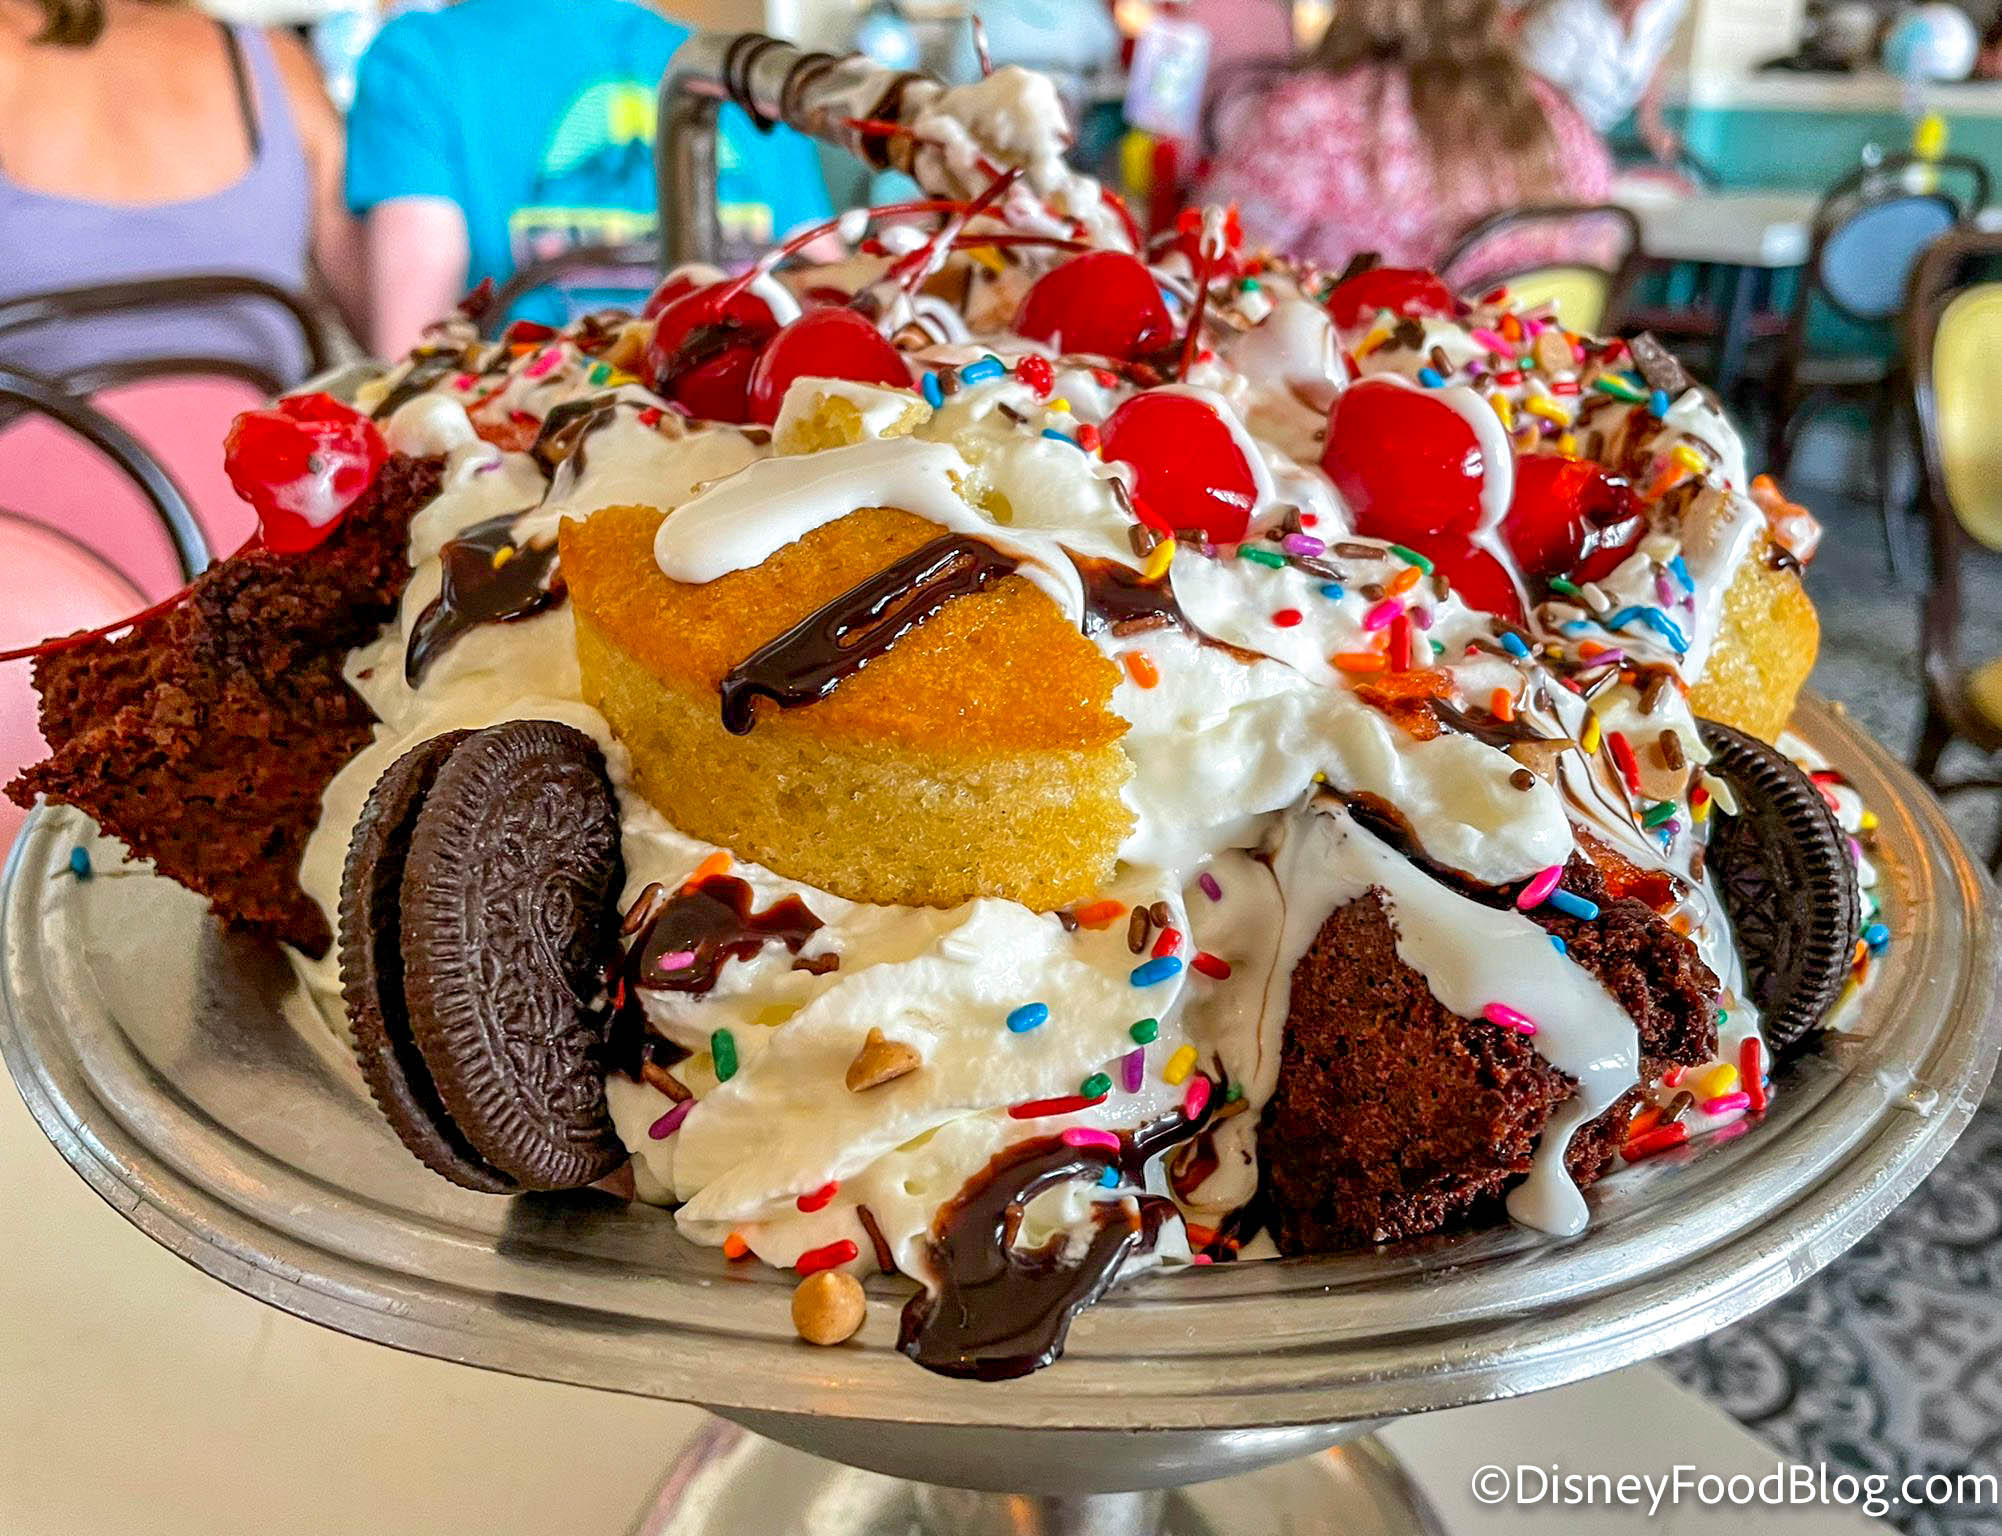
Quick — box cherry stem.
[1180,232,1218,382]
[889,167,1021,294]
[948,232,1091,255]
[0,530,261,665]
[709,195,981,312]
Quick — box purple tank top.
[0,25,314,386]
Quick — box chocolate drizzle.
[718,534,1018,734]
[531,395,621,481]
[372,351,465,421]
[624,874,824,998]
[898,1109,1208,1380]
[404,510,565,686]
[1071,554,1188,637]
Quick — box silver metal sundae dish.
[4,695,1995,1534]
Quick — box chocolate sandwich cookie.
[337,720,628,1191]
[1697,720,1861,1052]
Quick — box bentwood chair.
[1907,228,2002,874]
[1767,153,1989,485]
[1439,203,1645,335]
[474,241,663,337]
[0,274,336,574]
[0,370,213,856]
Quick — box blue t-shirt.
[345,0,832,323]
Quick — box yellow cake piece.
[561,501,1132,911]
[1689,533,1820,742]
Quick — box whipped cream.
[296,177,1823,1323]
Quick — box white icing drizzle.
[649,431,1084,619]
[1267,803,1641,1236]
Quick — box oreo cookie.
[337,721,628,1191]
[1697,720,1861,1052]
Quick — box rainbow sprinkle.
[1130,1017,1160,1043]
[648,1100,694,1140]
[1061,1126,1120,1151]
[1546,888,1600,921]
[1006,1002,1050,1034]
[1130,955,1183,987]
[1080,1071,1113,1099]
[711,1028,738,1082]
[1163,1044,1199,1086]
[1121,1048,1146,1092]
[1516,865,1563,910]
[1483,1001,1538,1036]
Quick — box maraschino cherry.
[1321,378,1486,541]
[1099,391,1259,542]
[223,393,387,554]
[4,393,385,664]
[1426,538,1523,624]
[745,308,911,424]
[1504,453,1646,582]
[1323,267,1456,331]
[644,282,782,422]
[1014,250,1173,361]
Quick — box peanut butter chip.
[1533,329,1573,376]
[792,1269,866,1346]
[845,1028,919,1092]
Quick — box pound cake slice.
[561,500,1130,911]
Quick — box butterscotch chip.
[846,1027,919,1091]
[792,1269,866,1345]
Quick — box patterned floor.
[1659,435,2002,1534]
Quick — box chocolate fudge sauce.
[898,1109,1209,1380]
[718,534,1018,734]
[625,874,823,998]
[404,510,565,686]
[1070,554,1189,637]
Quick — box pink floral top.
[1198,69,1615,283]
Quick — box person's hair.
[1308,0,1567,202]
[27,0,177,47]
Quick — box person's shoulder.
[360,4,455,71]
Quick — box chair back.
[1807,153,1988,326]
[0,366,211,594]
[0,275,331,560]
[0,512,151,854]
[472,241,662,336]
[1911,230,2002,555]
[1440,203,1645,331]
[1906,229,2002,712]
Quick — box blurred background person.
[1198,0,1612,277]
[347,0,835,356]
[1517,0,1690,164]
[0,0,363,383]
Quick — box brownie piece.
[7,456,442,956]
[1258,852,1718,1253]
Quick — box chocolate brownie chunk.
[7,455,441,955]
[1259,857,1718,1253]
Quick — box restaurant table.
[1612,177,2002,397]
[1612,182,1819,395]
[0,1063,1898,1536]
